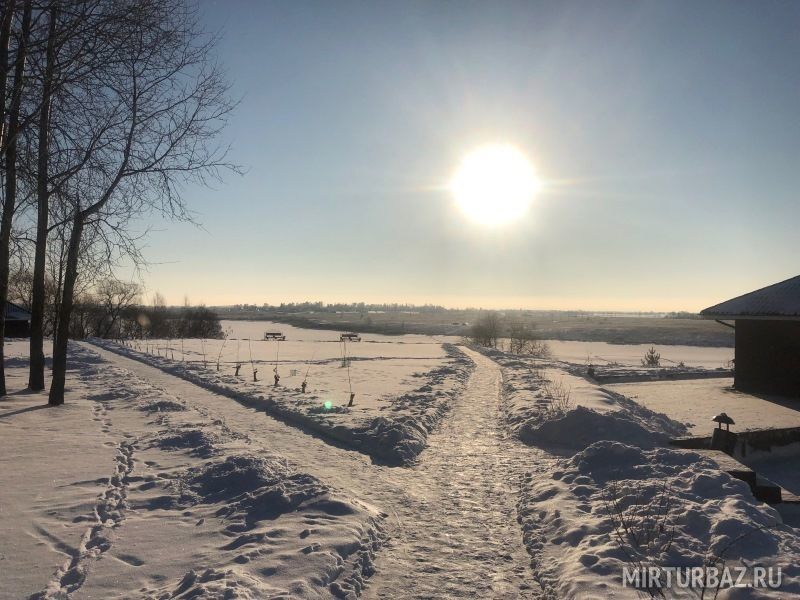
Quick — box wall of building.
[4,320,30,338]
[735,319,800,397]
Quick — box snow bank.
[519,441,800,597]
[90,339,474,465]
[475,347,687,450]
[521,405,669,449]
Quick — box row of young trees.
[0,0,235,405]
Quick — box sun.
[449,144,541,226]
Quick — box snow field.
[91,337,474,465]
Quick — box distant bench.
[264,332,286,341]
[340,333,361,342]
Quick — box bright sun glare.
[449,144,541,226]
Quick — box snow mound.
[351,416,427,465]
[152,427,220,458]
[520,441,800,598]
[146,567,261,599]
[481,346,688,450]
[567,440,712,483]
[180,454,294,503]
[139,398,186,413]
[218,472,338,525]
[521,405,669,450]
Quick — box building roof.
[701,275,800,320]
[5,301,31,321]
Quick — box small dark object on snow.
[301,381,307,393]
[253,369,258,382]
[347,392,355,407]
[234,363,241,377]
[711,413,737,454]
[274,373,280,387]
[712,412,735,431]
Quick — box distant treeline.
[220,302,701,319]
[72,304,223,340]
[222,301,449,314]
[663,311,702,319]
[10,275,222,340]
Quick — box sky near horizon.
[133,0,800,311]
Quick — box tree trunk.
[0,0,16,149]
[30,5,58,391]
[0,0,32,396]
[48,214,84,406]
[0,0,15,394]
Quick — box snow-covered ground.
[0,341,381,599]
[91,330,473,465]
[3,333,798,599]
[519,441,800,598]
[607,378,800,436]
[158,320,456,412]
[543,339,734,369]
[478,347,687,450]
[481,344,800,596]
[88,341,542,598]
[221,320,735,369]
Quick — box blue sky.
[137,0,800,310]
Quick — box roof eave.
[700,313,800,321]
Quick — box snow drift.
[519,441,800,597]
[520,404,670,449]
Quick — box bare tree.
[27,0,133,389]
[28,2,58,390]
[93,278,140,338]
[47,0,237,405]
[0,2,17,149]
[0,0,33,395]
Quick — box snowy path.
[87,343,548,598]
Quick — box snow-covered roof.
[701,275,800,320]
[5,301,31,321]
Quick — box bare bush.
[543,378,572,417]
[469,311,501,348]
[504,321,553,357]
[603,478,677,598]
